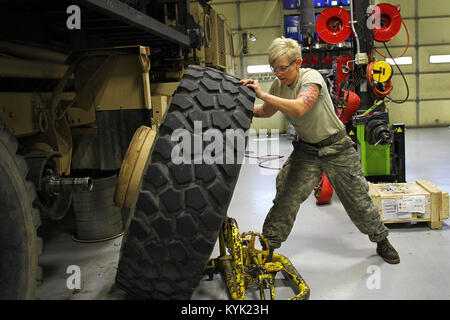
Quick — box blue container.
[340,0,351,5]
[315,13,319,41]
[284,0,300,10]
[285,15,301,42]
[326,0,340,6]
[314,0,325,7]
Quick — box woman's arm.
[253,103,277,118]
[260,83,320,117]
[241,79,320,117]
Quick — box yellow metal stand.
[206,216,310,300]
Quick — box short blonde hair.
[268,37,302,66]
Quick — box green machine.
[352,106,406,183]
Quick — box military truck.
[0,0,255,299]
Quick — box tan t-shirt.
[269,68,344,143]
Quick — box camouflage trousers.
[262,135,389,250]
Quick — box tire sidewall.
[0,133,39,299]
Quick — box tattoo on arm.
[297,83,320,109]
[254,104,264,117]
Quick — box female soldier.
[241,37,399,264]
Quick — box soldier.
[241,37,400,264]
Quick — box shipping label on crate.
[398,196,426,213]
[381,196,429,220]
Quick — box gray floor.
[35,127,450,300]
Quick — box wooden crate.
[368,180,449,229]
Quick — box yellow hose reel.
[371,60,393,83]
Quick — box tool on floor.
[205,216,310,300]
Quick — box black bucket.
[72,173,124,242]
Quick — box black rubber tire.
[115,65,255,299]
[0,123,42,299]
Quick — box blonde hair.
[268,37,302,66]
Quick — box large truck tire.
[115,65,255,299]
[0,122,42,299]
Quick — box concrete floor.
[35,127,450,300]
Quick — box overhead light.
[248,33,257,42]
[385,56,413,65]
[429,54,450,64]
[247,64,272,73]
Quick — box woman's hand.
[240,79,265,99]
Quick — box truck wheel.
[115,65,255,299]
[0,123,42,299]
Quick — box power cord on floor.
[245,151,284,170]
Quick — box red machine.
[338,90,361,124]
[316,3,403,44]
[316,7,352,44]
[373,4,403,42]
[314,173,334,205]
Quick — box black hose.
[383,42,410,104]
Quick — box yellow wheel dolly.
[205,216,310,300]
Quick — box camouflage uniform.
[262,135,389,250]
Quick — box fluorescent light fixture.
[385,56,413,65]
[247,64,272,74]
[429,54,450,64]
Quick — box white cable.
[350,0,360,54]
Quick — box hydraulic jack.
[205,216,310,300]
